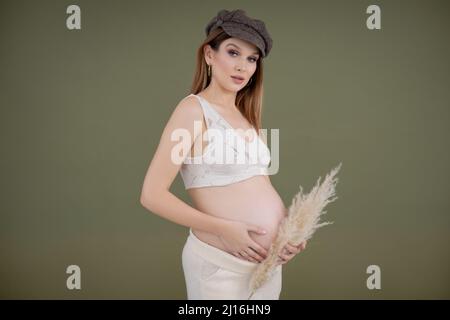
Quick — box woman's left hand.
[276,240,307,265]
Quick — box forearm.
[140,190,227,236]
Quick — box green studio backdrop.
[0,0,449,299]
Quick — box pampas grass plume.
[247,162,342,299]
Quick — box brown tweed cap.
[205,9,273,58]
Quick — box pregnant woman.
[140,9,306,300]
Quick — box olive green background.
[1,0,449,299]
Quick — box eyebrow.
[226,43,260,56]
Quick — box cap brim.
[221,24,266,57]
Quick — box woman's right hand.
[217,220,269,263]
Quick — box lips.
[231,76,244,84]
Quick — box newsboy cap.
[205,9,273,58]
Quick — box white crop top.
[179,94,271,189]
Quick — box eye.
[228,50,258,63]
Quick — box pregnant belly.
[188,175,287,258]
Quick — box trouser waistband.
[186,228,259,274]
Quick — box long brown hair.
[190,27,265,133]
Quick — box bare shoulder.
[157,94,205,142]
[172,94,203,119]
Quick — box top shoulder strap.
[187,94,219,129]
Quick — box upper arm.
[140,96,203,202]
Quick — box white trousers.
[182,228,282,300]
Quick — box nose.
[236,57,252,72]
[236,64,246,72]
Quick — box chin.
[222,84,241,92]
[231,82,245,89]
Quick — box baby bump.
[189,175,287,256]
[192,201,287,255]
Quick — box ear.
[203,44,215,65]
[203,44,214,64]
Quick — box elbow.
[140,187,166,210]
[140,194,149,208]
[140,192,154,210]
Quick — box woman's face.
[206,37,260,91]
